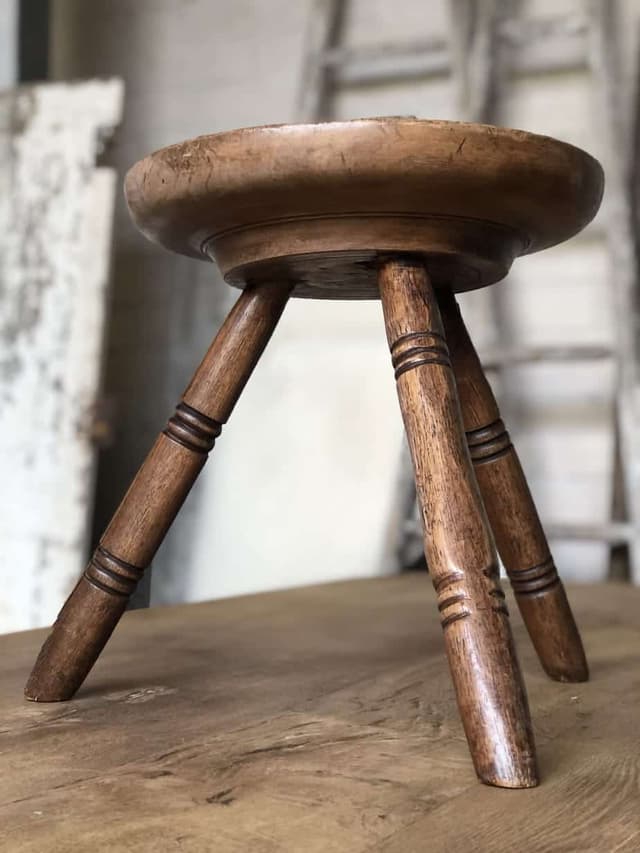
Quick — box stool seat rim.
[124,117,604,295]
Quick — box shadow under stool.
[25,118,604,789]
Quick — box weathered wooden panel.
[0,80,123,633]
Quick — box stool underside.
[223,249,488,299]
[210,213,523,297]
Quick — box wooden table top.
[2,576,639,852]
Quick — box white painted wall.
[43,0,639,617]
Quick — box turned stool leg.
[25,282,291,702]
[437,289,588,683]
[379,258,537,788]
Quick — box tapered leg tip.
[24,688,73,703]
[480,771,539,789]
[546,665,589,684]
[24,690,70,703]
[541,649,589,684]
[24,669,78,703]
[518,589,589,685]
[478,759,539,789]
[473,738,539,789]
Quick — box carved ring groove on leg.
[509,556,561,596]
[163,402,222,455]
[390,330,451,377]
[466,418,513,465]
[84,547,145,598]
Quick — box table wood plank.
[1,577,639,852]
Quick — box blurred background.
[2,0,640,635]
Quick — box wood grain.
[2,578,639,853]
[25,282,291,703]
[438,288,589,682]
[378,258,536,788]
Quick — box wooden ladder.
[297,0,640,582]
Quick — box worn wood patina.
[3,577,640,852]
[25,118,603,788]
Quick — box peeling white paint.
[0,80,123,633]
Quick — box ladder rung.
[403,518,634,547]
[322,39,450,86]
[481,344,614,370]
[502,13,588,75]
[546,522,634,545]
[319,14,588,87]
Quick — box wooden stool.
[25,119,603,788]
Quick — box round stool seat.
[125,118,603,299]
